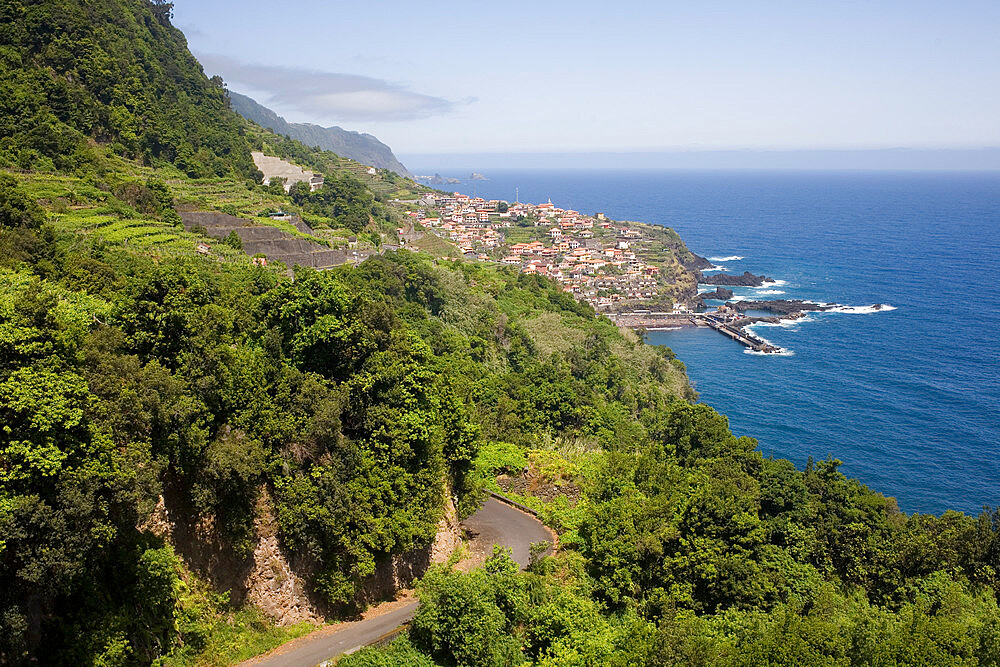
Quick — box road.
[242,497,552,667]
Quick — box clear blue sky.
[172,0,1000,156]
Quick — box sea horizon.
[401,148,1000,174]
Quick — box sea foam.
[745,347,795,356]
[827,304,898,314]
[708,255,744,262]
[747,317,810,329]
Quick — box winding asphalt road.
[242,497,552,667]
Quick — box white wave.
[728,295,749,302]
[707,264,728,271]
[708,255,744,262]
[757,279,787,287]
[826,304,897,314]
[755,289,786,295]
[745,347,795,356]
[748,321,789,328]
[747,315,814,329]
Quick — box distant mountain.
[228,91,412,177]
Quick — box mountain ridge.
[228,91,412,178]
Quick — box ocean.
[407,167,1000,516]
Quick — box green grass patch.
[158,607,318,667]
[410,231,459,258]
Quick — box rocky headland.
[700,270,774,287]
[726,299,834,315]
[698,286,735,301]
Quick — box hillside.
[1,6,695,663]
[2,1,999,666]
[229,91,413,178]
[0,0,256,179]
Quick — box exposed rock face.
[686,253,715,271]
[699,286,734,300]
[145,485,463,627]
[700,270,774,286]
[244,492,323,626]
[430,492,462,563]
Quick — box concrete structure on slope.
[251,152,324,192]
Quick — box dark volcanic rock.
[727,299,835,315]
[699,287,734,301]
[700,270,774,287]
[687,253,715,271]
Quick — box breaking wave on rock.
[826,304,897,314]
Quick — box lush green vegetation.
[2,1,998,665]
[0,162,692,662]
[0,0,257,179]
[347,406,1000,666]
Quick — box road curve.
[242,497,552,667]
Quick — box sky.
[172,0,1000,159]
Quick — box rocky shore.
[726,299,834,315]
[700,270,774,287]
[698,286,735,301]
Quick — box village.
[398,192,697,314]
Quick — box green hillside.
[0,0,257,179]
[1,1,999,666]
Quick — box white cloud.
[198,54,456,122]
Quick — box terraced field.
[48,207,250,263]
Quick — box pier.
[699,314,782,353]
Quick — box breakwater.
[609,310,783,353]
[699,314,781,353]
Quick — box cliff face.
[228,91,412,178]
[145,487,462,627]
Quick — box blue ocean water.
[409,167,1000,515]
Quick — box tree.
[410,565,522,667]
[0,175,45,230]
